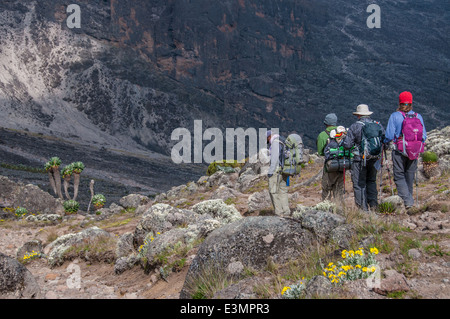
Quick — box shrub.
[63,200,79,214]
[322,247,380,285]
[206,160,243,176]
[421,151,438,163]
[281,279,306,299]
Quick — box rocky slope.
[0,0,448,154]
[0,126,449,300]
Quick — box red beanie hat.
[399,91,413,104]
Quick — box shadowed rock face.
[0,253,42,299]
[0,0,448,154]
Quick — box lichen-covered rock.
[116,233,135,259]
[120,194,149,209]
[192,199,242,225]
[46,227,112,267]
[180,216,315,298]
[25,214,62,223]
[305,275,334,298]
[133,204,204,248]
[247,190,272,213]
[210,185,241,201]
[0,253,42,299]
[422,126,450,174]
[293,200,337,219]
[296,210,346,239]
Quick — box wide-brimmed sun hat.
[353,104,373,116]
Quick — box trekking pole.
[415,168,419,207]
[379,147,384,203]
[384,149,394,196]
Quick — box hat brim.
[353,111,373,116]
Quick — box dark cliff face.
[0,0,448,154]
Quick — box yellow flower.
[281,286,291,295]
[328,262,334,267]
[323,272,327,277]
[356,265,361,269]
[370,247,379,255]
[362,267,368,272]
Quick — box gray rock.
[305,275,333,298]
[119,194,150,209]
[329,224,356,248]
[116,233,135,258]
[133,203,203,248]
[210,185,242,201]
[247,190,272,213]
[0,253,42,299]
[114,255,140,275]
[298,210,346,239]
[407,248,421,260]
[180,216,315,299]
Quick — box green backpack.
[357,120,383,162]
[280,134,304,176]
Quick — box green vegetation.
[206,160,244,176]
[421,151,438,163]
[63,200,79,214]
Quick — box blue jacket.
[384,111,427,144]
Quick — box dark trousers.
[392,150,417,207]
[351,159,378,211]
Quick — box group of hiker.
[267,91,427,215]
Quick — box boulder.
[210,185,242,201]
[247,190,272,213]
[133,203,205,248]
[424,126,450,173]
[297,210,346,240]
[180,216,315,298]
[120,194,150,209]
[0,176,64,215]
[192,199,242,225]
[305,275,333,298]
[0,253,42,299]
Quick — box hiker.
[267,130,290,216]
[316,113,344,202]
[317,113,344,200]
[384,91,427,209]
[343,104,385,211]
[322,126,350,203]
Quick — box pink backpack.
[396,112,425,160]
